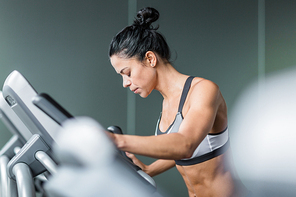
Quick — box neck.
[154,63,188,100]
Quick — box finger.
[125,152,135,158]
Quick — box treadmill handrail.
[32,93,73,125]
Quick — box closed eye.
[120,68,131,77]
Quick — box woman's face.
[110,55,157,98]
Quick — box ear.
[145,51,157,67]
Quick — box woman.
[108,7,247,197]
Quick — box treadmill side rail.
[7,134,51,179]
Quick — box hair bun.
[133,7,159,29]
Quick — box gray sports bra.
[155,76,230,166]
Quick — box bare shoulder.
[189,78,221,106]
[191,78,220,94]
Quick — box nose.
[122,76,131,88]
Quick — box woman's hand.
[125,152,176,177]
[125,152,148,172]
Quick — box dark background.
[0,1,295,196]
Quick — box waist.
[176,155,238,197]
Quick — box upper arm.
[178,80,221,154]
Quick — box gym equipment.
[32,91,157,188]
[0,91,31,197]
[0,70,163,197]
[107,125,157,187]
[45,116,163,197]
[1,70,60,197]
[32,93,160,195]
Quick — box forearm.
[114,133,194,160]
[146,159,175,177]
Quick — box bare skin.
[109,52,247,197]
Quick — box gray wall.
[0,1,295,196]
[0,0,128,141]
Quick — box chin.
[139,92,149,98]
[140,94,148,98]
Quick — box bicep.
[178,81,220,151]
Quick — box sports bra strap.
[178,76,194,113]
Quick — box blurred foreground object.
[45,117,163,197]
[230,66,296,196]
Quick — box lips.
[132,88,138,94]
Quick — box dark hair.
[109,7,171,63]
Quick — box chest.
[159,99,189,133]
